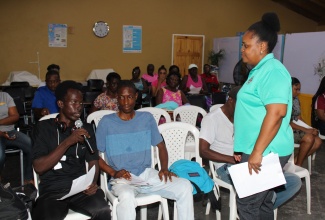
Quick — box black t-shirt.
[32,118,98,195]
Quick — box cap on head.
[188,64,198,69]
[228,86,242,101]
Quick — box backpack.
[0,183,29,220]
[169,159,221,211]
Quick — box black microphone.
[75,119,95,154]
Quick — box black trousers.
[32,189,110,220]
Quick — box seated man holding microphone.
[32,80,110,220]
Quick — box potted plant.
[208,49,225,74]
[208,49,225,67]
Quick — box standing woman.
[290,77,321,166]
[234,13,294,219]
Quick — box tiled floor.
[2,143,325,220]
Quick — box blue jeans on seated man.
[0,130,33,181]
[216,162,301,209]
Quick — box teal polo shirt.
[234,53,293,157]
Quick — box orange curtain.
[298,93,313,126]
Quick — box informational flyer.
[123,25,142,53]
[48,24,67,47]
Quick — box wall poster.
[48,24,67,47]
[123,25,142,53]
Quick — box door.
[172,35,205,76]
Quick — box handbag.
[0,183,29,220]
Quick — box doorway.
[172,34,205,76]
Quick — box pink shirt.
[186,75,203,94]
[142,73,158,83]
[151,80,167,88]
[162,88,182,106]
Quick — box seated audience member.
[90,72,121,113]
[199,86,301,209]
[151,65,167,97]
[131,66,150,104]
[96,80,194,220]
[312,76,325,135]
[47,63,60,73]
[290,77,321,166]
[32,70,61,120]
[156,71,189,107]
[0,92,33,184]
[180,64,208,95]
[201,64,219,93]
[31,81,110,220]
[141,63,158,86]
[169,64,180,74]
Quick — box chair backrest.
[212,92,227,105]
[186,94,208,111]
[157,122,201,168]
[83,91,101,104]
[173,105,207,125]
[210,104,224,112]
[87,79,104,92]
[39,113,59,121]
[87,110,116,124]
[92,110,116,127]
[10,81,30,87]
[137,107,171,125]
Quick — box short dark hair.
[132,66,140,74]
[47,64,60,71]
[158,65,167,73]
[55,80,82,101]
[291,77,300,86]
[247,12,280,53]
[228,86,242,101]
[45,70,60,80]
[117,80,137,94]
[166,71,182,84]
[106,72,121,82]
[169,65,180,74]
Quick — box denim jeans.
[236,153,293,220]
[216,163,233,185]
[0,130,33,180]
[110,168,194,220]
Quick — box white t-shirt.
[199,107,234,169]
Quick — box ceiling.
[272,0,325,25]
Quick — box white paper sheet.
[228,153,286,198]
[58,166,96,200]
[110,173,152,188]
[292,119,312,129]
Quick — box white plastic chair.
[99,151,169,220]
[292,119,316,174]
[157,122,202,219]
[173,105,207,160]
[137,107,171,124]
[283,153,311,214]
[209,104,224,112]
[86,110,116,131]
[206,161,237,220]
[86,110,117,124]
[39,113,59,121]
[33,169,90,220]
